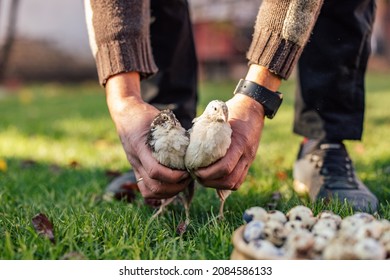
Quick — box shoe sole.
[293,179,310,196]
[293,178,378,212]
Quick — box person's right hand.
[105,72,191,199]
[194,64,282,192]
[193,93,264,191]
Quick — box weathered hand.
[106,73,190,199]
[194,93,265,191]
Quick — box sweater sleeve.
[84,0,158,86]
[247,0,323,79]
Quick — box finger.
[232,162,251,190]
[136,176,191,199]
[135,165,191,199]
[198,154,249,191]
[137,144,189,183]
[194,137,244,180]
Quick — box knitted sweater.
[85,0,323,86]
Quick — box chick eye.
[214,107,217,111]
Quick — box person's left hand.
[193,93,265,191]
[105,72,191,200]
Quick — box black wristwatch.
[233,79,283,119]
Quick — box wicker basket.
[231,225,288,260]
[231,225,254,260]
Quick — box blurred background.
[1,0,389,86]
[1,1,390,261]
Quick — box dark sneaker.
[105,170,162,207]
[293,139,378,212]
[105,171,139,203]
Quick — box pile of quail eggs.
[238,206,390,259]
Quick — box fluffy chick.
[147,109,189,169]
[146,109,193,224]
[185,100,233,218]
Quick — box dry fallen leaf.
[105,169,123,178]
[176,221,188,235]
[0,159,7,172]
[31,213,55,244]
[144,198,162,208]
[69,160,80,168]
[113,182,139,203]
[276,171,288,181]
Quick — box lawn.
[0,73,389,259]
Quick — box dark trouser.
[294,0,376,141]
[141,0,198,130]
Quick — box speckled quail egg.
[284,220,306,234]
[356,220,385,240]
[322,237,356,260]
[379,231,390,258]
[243,206,268,223]
[267,210,287,224]
[314,227,337,241]
[312,235,330,256]
[353,238,386,260]
[380,230,390,244]
[286,206,316,229]
[312,228,337,254]
[312,218,338,234]
[351,212,375,223]
[238,205,390,260]
[340,215,366,233]
[284,229,315,258]
[243,220,265,243]
[317,211,342,226]
[379,219,390,232]
[262,220,287,247]
[248,239,286,260]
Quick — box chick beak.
[217,116,226,122]
[217,107,229,122]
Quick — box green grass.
[0,73,389,259]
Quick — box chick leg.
[216,189,232,220]
[180,180,195,225]
[218,199,226,219]
[151,197,177,219]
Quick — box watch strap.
[233,79,283,119]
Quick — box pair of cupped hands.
[105,72,265,200]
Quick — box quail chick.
[147,109,189,169]
[146,109,193,224]
[185,100,233,219]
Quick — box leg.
[294,0,375,141]
[217,189,232,220]
[178,180,195,226]
[151,196,177,219]
[293,0,378,212]
[142,0,198,129]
